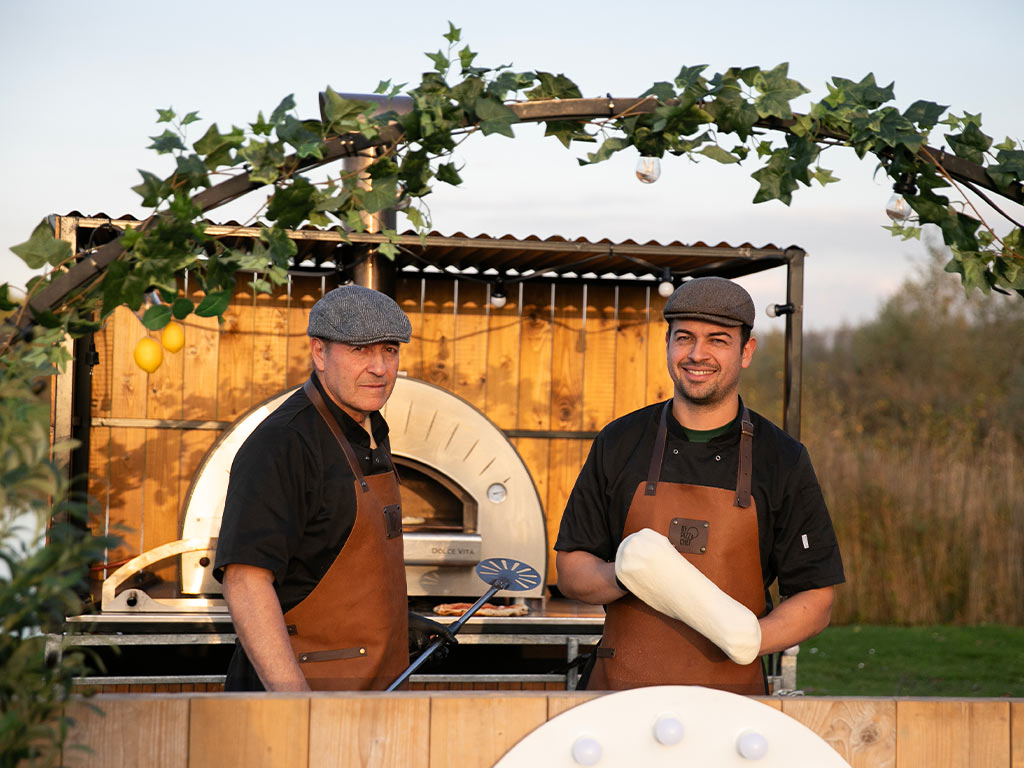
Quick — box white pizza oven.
[178,375,548,599]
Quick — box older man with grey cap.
[555,277,844,693]
[215,285,452,691]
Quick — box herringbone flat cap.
[307,285,412,344]
[662,277,755,328]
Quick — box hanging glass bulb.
[635,155,661,184]
[657,267,675,297]
[885,192,911,222]
[490,279,507,309]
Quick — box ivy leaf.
[827,73,894,110]
[276,116,324,159]
[10,220,72,269]
[876,109,924,151]
[171,298,193,320]
[579,136,629,165]
[544,119,596,148]
[156,107,176,123]
[377,241,399,259]
[321,87,373,134]
[101,260,130,317]
[182,110,200,125]
[698,145,739,164]
[357,176,400,213]
[640,82,677,101]
[752,148,800,205]
[260,226,297,267]
[752,63,808,120]
[443,21,461,44]
[474,96,517,137]
[404,206,426,231]
[193,123,245,167]
[195,290,231,318]
[174,154,210,189]
[239,141,285,185]
[988,149,1024,190]
[673,65,708,103]
[436,163,463,186]
[945,122,992,164]
[148,129,185,154]
[488,70,536,100]
[141,304,172,330]
[812,166,839,186]
[269,94,296,125]
[132,170,171,207]
[458,45,479,72]
[266,177,316,229]
[425,49,449,73]
[526,72,582,101]
[994,137,1018,152]
[250,111,273,136]
[705,83,759,141]
[903,100,947,130]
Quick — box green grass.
[795,625,1024,697]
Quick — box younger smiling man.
[555,277,844,692]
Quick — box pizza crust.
[433,602,530,617]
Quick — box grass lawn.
[795,625,1024,697]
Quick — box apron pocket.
[297,646,367,663]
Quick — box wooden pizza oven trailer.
[48,213,806,690]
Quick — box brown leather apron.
[588,401,766,694]
[281,377,409,691]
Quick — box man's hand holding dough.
[614,527,762,665]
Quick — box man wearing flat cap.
[215,284,451,691]
[556,277,844,693]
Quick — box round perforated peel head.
[476,558,541,591]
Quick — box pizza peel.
[386,558,541,691]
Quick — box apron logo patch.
[669,517,710,554]
[382,504,403,539]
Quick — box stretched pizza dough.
[615,528,761,665]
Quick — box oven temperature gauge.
[487,483,507,503]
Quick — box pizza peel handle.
[386,558,540,692]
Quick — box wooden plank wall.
[62,694,1024,768]
[88,273,672,586]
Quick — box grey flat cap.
[662,277,755,328]
[307,285,412,344]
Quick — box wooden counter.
[61,691,1023,768]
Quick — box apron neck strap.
[644,400,754,508]
[303,376,369,492]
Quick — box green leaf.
[526,72,582,101]
[321,87,373,134]
[174,154,210,189]
[132,169,171,207]
[673,65,709,101]
[404,206,426,231]
[640,82,677,101]
[989,149,1024,189]
[269,94,296,124]
[705,76,759,140]
[156,107,176,123]
[276,116,324,159]
[994,137,1018,152]
[250,111,273,136]
[141,304,172,330]
[377,241,399,259]
[436,163,463,186]
[543,119,596,148]
[260,226,298,266]
[698,144,739,164]
[474,96,517,137]
[239,140,285,185]
[266,176,316,229]
[357,176,400,213]
[458,45,478,72]
[193,123,245,167]
[903,100,947,130]
[100,260,131,317]
[10,220,72,269]
[443,21,461,44]
[812,166,840,186]
[425,49,449,73]
[195,290,231,318]
[579,136,629,165]
[945,122,991,164]
[171,298,193,320]
[876,109,924,151]
[752,148,800,205]
[182,110,200,125]
[827,73,894,109]
[752,63,808,120]
[148,129,185,154]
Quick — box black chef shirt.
[555,399,845,599]
[213,374,395,611]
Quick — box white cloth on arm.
[614,527,762,665]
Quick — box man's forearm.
[222,564,310,692]
[758,586,835,655]
[556,550,627,605]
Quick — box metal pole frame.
[782,247,805,440]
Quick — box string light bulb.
[657,267,675,298]
[635,155,661,184]
[885,193,911,222]
[490,278,507,309]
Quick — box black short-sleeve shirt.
[555,400,845,598]
[213,374,395,611]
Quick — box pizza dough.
[433,602,529,617]
[615,528,761,665]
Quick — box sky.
[1,0,1021,332]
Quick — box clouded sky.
[2,0,1020,330]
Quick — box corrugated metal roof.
[58,213,802,281]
